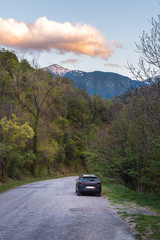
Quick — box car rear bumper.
[79,188,101,194]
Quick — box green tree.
[13,69,62,154]
[0,115,34,178]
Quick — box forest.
[0,46,159,194]
[1,15,160,194]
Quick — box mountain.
[44,64,141,99]
[44,64,69,77]
[144,76,160,86]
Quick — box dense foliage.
[0,48,159,193]
[87,86,160,193]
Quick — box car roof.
[81,174,97,178]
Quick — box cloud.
[111,40,123,49]
[61,58,78,66]
[0,17,121,60]
[105,63,121,68]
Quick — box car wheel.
[77,189,81,196]
[98,192,101,197]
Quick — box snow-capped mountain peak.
[44,64,70,77]
[44,63,141,99]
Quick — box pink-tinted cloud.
[0,17,121,60]
[105,63,121,68]
[111,40,123,49]
[61,58,78,65]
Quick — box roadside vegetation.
[102,182,160,239]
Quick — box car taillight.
[79,182,83,185]
[97,183,101,186]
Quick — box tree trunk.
[33,118,39,154]
[32,118,39,176]
[1,157,6,179]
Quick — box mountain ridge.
[44,64,140,99]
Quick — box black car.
[75,174,101,196]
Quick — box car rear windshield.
[81,177,99,182]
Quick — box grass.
[119,212,160,240]
[0,175,62,194]
[102,182,160,211]
[135,215,160,239]
[102,182,160,240]
[135,215,160,240]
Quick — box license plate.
[85,186,95,189]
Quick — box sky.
[0,0,159,78]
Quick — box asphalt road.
[0,176,134,240]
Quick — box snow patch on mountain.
[44,64,70,77]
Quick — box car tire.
[98,192,101,197]
[77,189,81,196]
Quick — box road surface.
[0,176,134,240]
